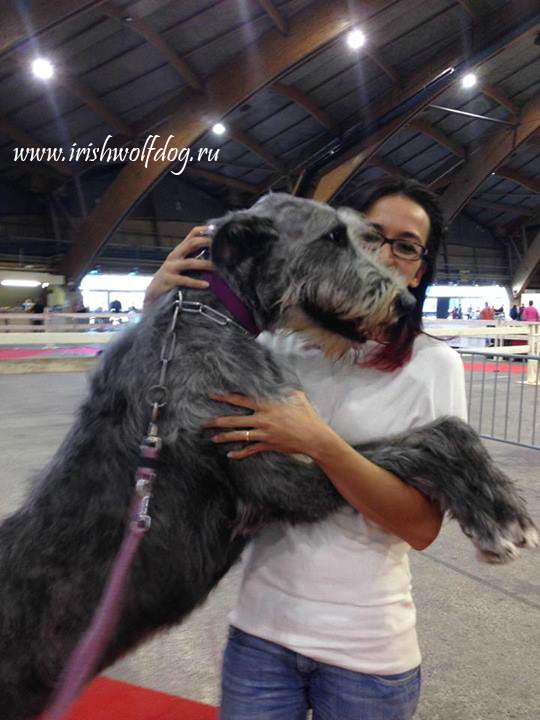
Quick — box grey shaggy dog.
[0,193,537,720]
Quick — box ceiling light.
[1,279,41,287]
[461,72,477,89]
[346,29,366,50]
[31,58,55,80]
[41,282,50,288]
[212,122,226,135]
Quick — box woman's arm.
[310,428,443,550]
[204,391,443,550]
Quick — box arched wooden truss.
[5,0,539,288]
[63,0,396,282]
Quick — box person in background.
[509,304,519,321]
[479,302,494,321]
[109,299,122,313]
[521,300,539,322]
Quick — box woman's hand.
[203,391,337,460]
[143,225,215,308]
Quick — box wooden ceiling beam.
[512,230,540,295]
[271,82,338,132]
[364,48,399,83]
[495,167,540,194]
[480,83,519,118]
[0,112,72,176]
[368,155,408,178]
[309,1,540,202]
[101,2,203,91]
[525,132,540,147]
[440,93,540,221]
[65,0,398,282]
[228,127,288,174]
[408,117,466,157]
[468,198,534,217]
[185,167,259,194]
[257,0,288,35]
[56,70,136,138]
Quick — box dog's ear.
[211,217,278,268]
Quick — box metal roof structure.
[0,0,539,292]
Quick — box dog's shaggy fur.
[0,193,537,719]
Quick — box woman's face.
[363,194,431,289]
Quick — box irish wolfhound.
[0,193,536,720]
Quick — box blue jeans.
[220,627,421,720]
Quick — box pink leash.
[40,466,156,720]
[40,290,185,719]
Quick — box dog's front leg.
[357,416,538,562]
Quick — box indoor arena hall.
[1,2,540,719]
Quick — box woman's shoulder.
[410,333,463,372]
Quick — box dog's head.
[208,193,415,356]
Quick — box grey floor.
[1,371,539,719]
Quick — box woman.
[144,178,467,719]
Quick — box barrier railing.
[1,315,539,449]
[0,310,140,345]
[458,350,540,450]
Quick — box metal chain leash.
[134,288,252,531]
[134,289,184,531]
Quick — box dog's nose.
[395,289,416,316]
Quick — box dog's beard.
[276,283,404,359]
[277,307,368,359]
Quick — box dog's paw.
[473,520,538,563]
[504,519,539,548]
[519,524,539,548]
[476,537,521,564]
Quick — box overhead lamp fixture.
[1,279,41,287]
[212,122,226,135]
[31,57,55,80]
[346,28,366,50]
[461,72,477,89]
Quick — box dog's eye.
[325,225,349,246]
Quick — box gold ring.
[245,430,250,442]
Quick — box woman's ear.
[211,216,278,269]
[408,262,426,289]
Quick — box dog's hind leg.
[358,416,538,562]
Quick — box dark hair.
[353,176,445,371]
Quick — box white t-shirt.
[229,331,468,675]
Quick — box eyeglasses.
[362,233,427,262]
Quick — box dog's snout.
[396,289,416,316]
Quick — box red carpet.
[62,677,218,720]
[462,361,527,374]
[0,347,100,360]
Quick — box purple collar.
[200,269,260,337]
